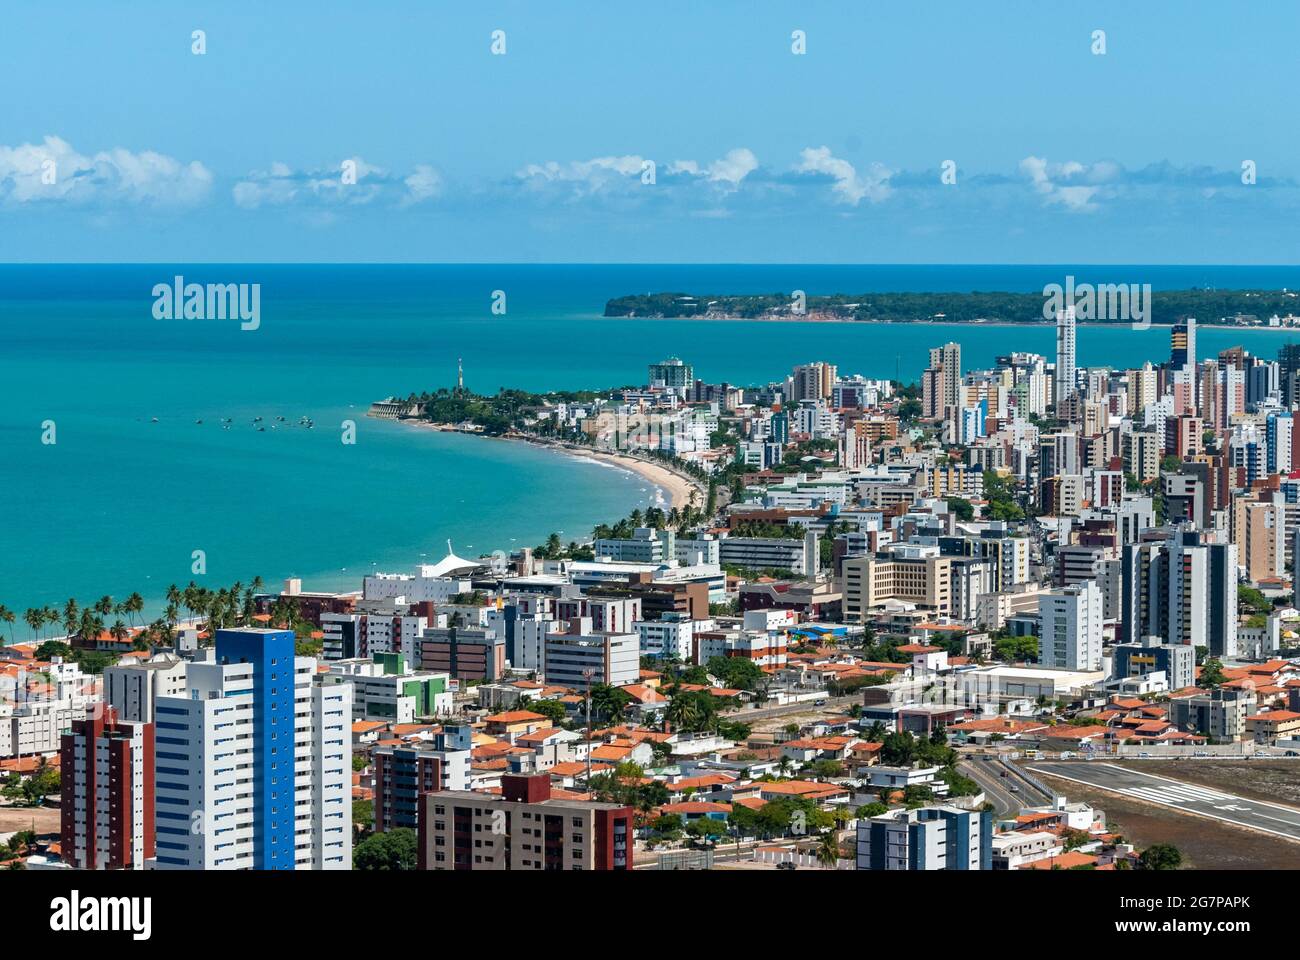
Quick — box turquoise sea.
[4,263,1300,637]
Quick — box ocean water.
[3,263,1300,636]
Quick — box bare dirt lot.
[1033,762,1300,870]
[0,804,59,837]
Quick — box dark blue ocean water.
[3,263,1299,635]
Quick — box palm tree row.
[3,575,267,647]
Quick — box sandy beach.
[389,419,704,510]
[557,446,701,510]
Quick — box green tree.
[352,799,374,830]
[1238,585,1271,615]
[1136,843,1182,871]
[666,689,717,733]
[945,497,975,522]
[1199,658,1227,688]
[33,640,71,661]
[353,828,418,870]
[685,818,726,841]
[529,698,568,723]
[589,684,632,720]
[816,829,841,867]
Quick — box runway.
[1031,761,1300,843]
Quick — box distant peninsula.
[604,289,1300,326]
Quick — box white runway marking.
[1029,761,1300,843]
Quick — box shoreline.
[393,419,704,510]
[602,315,1300,331]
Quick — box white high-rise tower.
[1055,306,1076,406]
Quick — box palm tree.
[0,605,13,645]
[23,608,44,641]
[43,607,60,638]
[109,619,129,646]
[124,592,145,627]
[77,609,103,645]
[62,598,79,637]
[816,829,840,868]
[94,595,114,618]
[666,692,708,733]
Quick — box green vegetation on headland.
[604,289,1300,325]
[395,387,607,436]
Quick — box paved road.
[1031,761,1300,843]
[958,760,1023,816]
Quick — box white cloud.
[232,156,389,209]
[1020,155,1106,212]
[668,148,758,188]
[402,164,443,205]
[795,146,891,205]
[0,135,211,206]
[515,155,650,197]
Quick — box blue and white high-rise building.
[1266,411,1293,475]
[152,628,352,870]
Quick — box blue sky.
[2,0,1299,263]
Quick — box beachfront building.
[595,527,676,563]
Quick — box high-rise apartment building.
[923,343,961,419]
[151,628,352,870]
[1120,532,1238,657]
[789,362,837,403]
[648,356,693,389]
[1232,498,1285,583]
[1038,581,1103,670]
[1054,307,1076,406]
[59,704,155,870]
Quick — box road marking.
[1029,763,1300,843]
